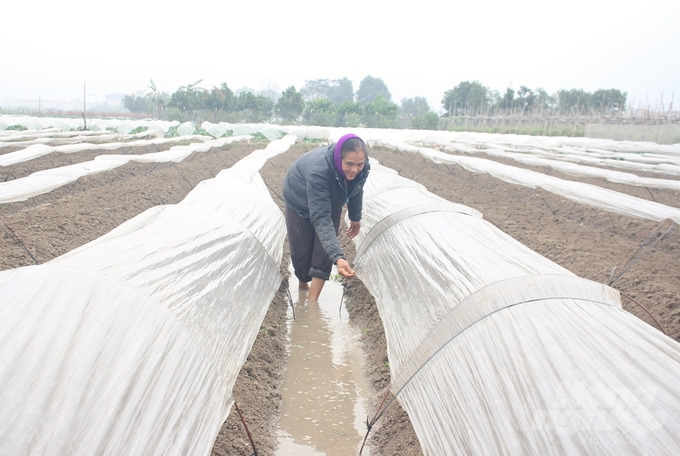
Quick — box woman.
[282,133,370,301]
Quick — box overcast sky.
[1,0,678,112]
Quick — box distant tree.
[400,97,431,117]
[516,86,537,113]
[557,88,591,113]
[255,95,275,121]
[357,76,392,104]
[400,97,433,129]
[363,95,398,128]
[412,112,440,130]
[144,79,166,119]
[236,91,273,122]
[442,81,489,114]
[123,94,152,114]
[592,89,627,113]
[300,79,330,101]
[334,100,363,127]
[303,98,336,126]
[207,83,236,116]
[168,79,208,114]
[329,77,354,104]
[497,87,515,111]
[301,78,354,104]
[534,88,556,111]
[275,86,305,123]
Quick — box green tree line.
[123,76,439,130]
[442,81,627,116]
[124,77,628,131]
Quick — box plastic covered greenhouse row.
[0,134,221,167]
[374,140,680,223]
[0,136,297,454]
[0,136,252,204]
[352,160,680,454]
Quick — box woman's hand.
[346,221,361,238]
[336,258,355,279]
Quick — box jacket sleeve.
[347,185,363,222]
[307,168,345,263]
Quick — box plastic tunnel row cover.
[418,136,680,174]
[0,138,295,454]
[403,129,680,155]
[0,130,165,152]
[375,140,680,223]
[351,160,680,454]
[0,115,180,134]
[396,295,680,455]
[0,266,228,455]
[201,122,286,141]
[0,136,252,204]
[435,141,680,188]
[0,134,215,167]
[390,274,623,391]
[354,202,481,260]
[51,204,283,376]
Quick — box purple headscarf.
[334,133,361,179]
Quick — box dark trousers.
[285,204,340,282]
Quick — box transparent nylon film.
[0,135,214,166]
[422,135,680,165]
[350,162,680,454]
[0,130,128,148]
[51,205,282,385]
[351,161,482,252]
[389,274,623,392]
[435,142,680,188]
[0,140,294,454]
[353,209,572,377]
[272,127,680,187]
[376,140,680,223]
[402,130,680,177]
[0,136,252,203]
[181,175,285,264]
[0,131,158,154]
[0,116,179,136]
[397,298,680,455]
[401,129,680,155]
[177,121,196,136]
[0,266,227,455]
[201,121,228,139]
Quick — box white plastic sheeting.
[404,132,680,176]
[0,136,297,454]
[410,130,680,156]
[0,131,160,151]
[177,121,196,136]
[0,136,251,204]
[0,129,111,143]
[0,135,213,167]
[0,115,179,134]
[352,161,680,455]
[433,142,680,190]
[201,121,229,138]
[375,140,680,222]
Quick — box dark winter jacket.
[282,143,370,263]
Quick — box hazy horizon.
[2,0,678,112]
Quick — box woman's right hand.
[336,258,355,279]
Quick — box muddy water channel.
[276,265,372,455]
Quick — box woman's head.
[335,134,368,180]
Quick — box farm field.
[1,135,679,455]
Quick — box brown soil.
[2,139,678,455]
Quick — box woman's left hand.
[346,221,361,238]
